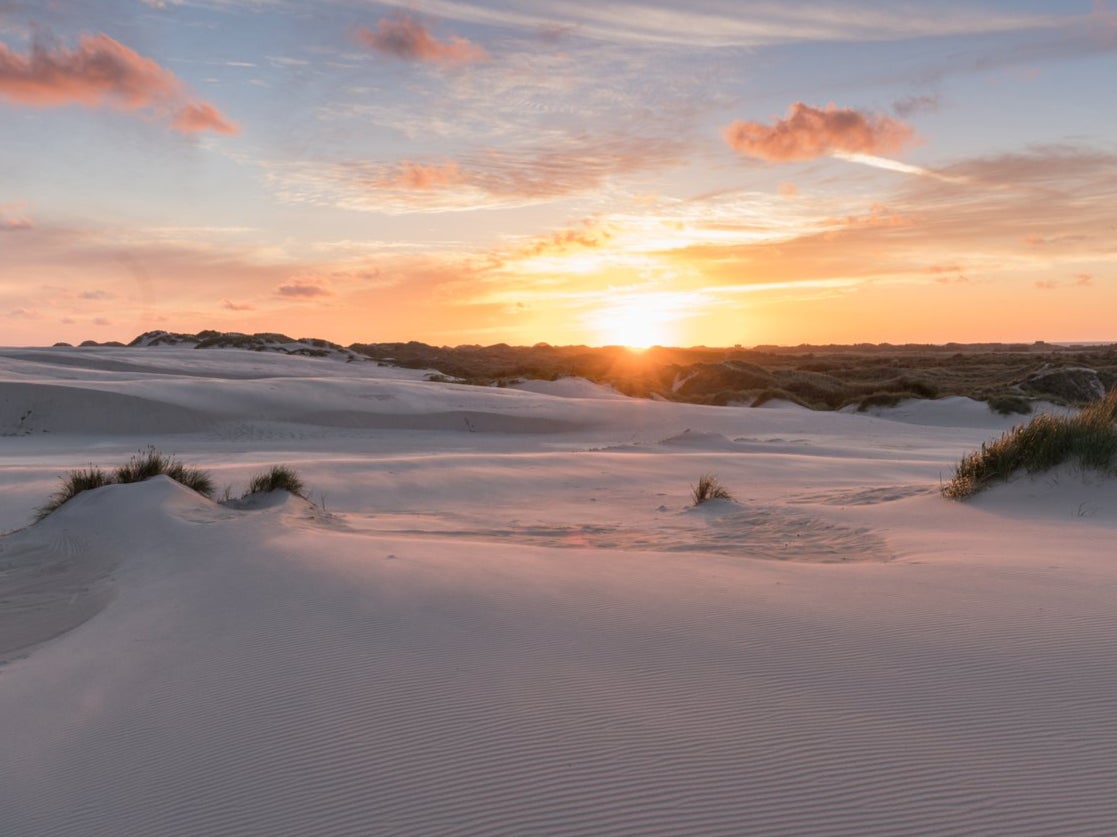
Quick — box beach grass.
[944,390,1117,498]
[246,465,305,498]
[692,473,734,505]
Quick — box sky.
[1,0,1115,348]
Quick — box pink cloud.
[355,14,489,65]
[276,280,332,298]
[0,33,237,134]
[383,161,465,189]
[171,101,238,135]
[0,205,31,231]
[723,102,915,162]
[223,299,255,311]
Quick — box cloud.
[355,14,489,65]
[0,205,30,230]
[365,0,1059,48]
[893,94,939,117]
[276,280,332,298]
[0,32,237,134]
[223,299,254,311]
[380,161,465,190]
[267,134,683,213]
[724,102,915,162]
[171,101,238,135]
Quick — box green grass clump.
[692,474,733,505]
[34,449,215,521]
[245,465,305,498]
[944,390,1117,498]
[115,447,214,498]
[36,466,114,521]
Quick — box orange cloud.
[383,161,465,189]
[0,33,237,134]
[171,101,238,135]
[355,15,489,65]
[519,221,614,258]
[724,102,914,162]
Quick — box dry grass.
[944,390,1117,499]
[692,474,734,505]
[245,465,305,498]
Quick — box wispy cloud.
[0,32,238,134]
[266,133,683,213]
[724,102,914,162]
[0,202,31,231]
[367,1,1059,47]
[892,94,939,118]
[355,13,489,65]
[276,279,333,298]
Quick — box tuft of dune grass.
[245,465,305,498]
[944,389,1117,499]
[692,473,733,505]
[115,447,215,498]
[34,448,215,521]
[36,466,114,521]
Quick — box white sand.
[1,346,1115,835]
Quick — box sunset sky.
[1,1,1114,348]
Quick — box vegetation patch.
[943,391,1117,499]
[34,450,309,522]
[245,465,305,498]
[692,474,734,505]
[114,447,215,497]
[985,394,1033,416]
[36,466,115,521]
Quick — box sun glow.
[587,293,689,348]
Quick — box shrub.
[986,394,1033,416]
[246,465,305,497]
[692,473,733,505]
[35,466,113,521]
[944,390,1117,498]
[853,391,913,411]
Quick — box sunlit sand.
[2,345,1116,835]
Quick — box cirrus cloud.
[723,102,914,162]
[0,33,238,134]
[355,14,489,66]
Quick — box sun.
[588,294,681,349]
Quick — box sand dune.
[2,346,1116,835]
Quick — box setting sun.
[587,293,686,348]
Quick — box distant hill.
[127,330,363,362]
[62,331,1117,413]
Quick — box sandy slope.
[2,347,1116,835]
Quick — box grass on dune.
[35,449,308,521]
[943,389,1117,499]
[245,465,305,498]
[115,447,215,498]
[692,474,734,505]
[36,466,115,521]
